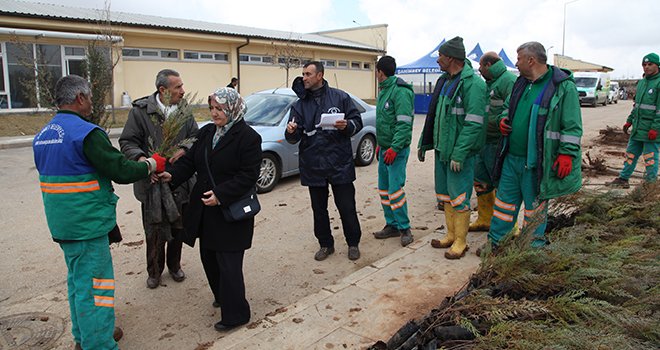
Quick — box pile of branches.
[597,125,629,146]
[371,184,660,350]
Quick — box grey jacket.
[119,92,198,203]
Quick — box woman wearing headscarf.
[159,87,262,331]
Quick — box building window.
[351,61,361,69]
[338,61,349,69]
[363,62,371,70]
[121,48,179,60]
[183,51,228,62]
[239,54,274,65]
[0,43,7,109]
[321,59,336,68]
[64,46,87,77]
[6,42,37,109]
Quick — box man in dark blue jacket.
[285,61,363,261]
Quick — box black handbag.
[205,147,261,222]
[220,188,261,222]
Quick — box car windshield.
[575,77,598,88]
[244,94,297,126]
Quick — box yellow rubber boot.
[431,203,455,248]
[468,191,495,232]
[445,210,471,259]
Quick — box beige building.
[554,54,613,73]
[0,0,386,110]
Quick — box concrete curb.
[0,128,123,150]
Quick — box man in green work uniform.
[487,41,582,251]
[33,75,166,350]
[418,36,488,259]
[607,53,660,188]
[470,52,517,231]
[372,55,415,247]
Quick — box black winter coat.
[169,120,262,251]
[284,78,362,186]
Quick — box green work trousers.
[474,142,498,195]
[620,139,659,182]
[489,154,548,247]
[434,151,475,212]
[60,235,118,350]
[378,147,410,230]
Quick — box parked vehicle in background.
[574,72,610,107]
[608,81,620,104]
[241,88,377,193]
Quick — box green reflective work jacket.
[627,73,660,142]
[484,60,516,144]
[376,76,415,152]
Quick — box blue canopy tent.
[498,48,516,69]
[467,43,484,62]
[395,39,444,114]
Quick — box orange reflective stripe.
[524,209,535,217]
[495,198,516,211]
[380,199,391,205]
[391,198,406,210]
[643,152,654,159]
[94,295,114,308]
[389,189,404,201]
[40,180,100,194]
[437,194,450,202]
[646,159,655,166]
[626,152,635,159]
[450,193,466,206]
[92,278,115,290]
[378,189,389,196]
[493,209,514,222]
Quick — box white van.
[608,81,620,104]
[574,72,610,107]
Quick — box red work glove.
[552,154,573,179]
[622,122,632,134]
[383,148,397,165]
[152,153,167,173]
[499,117,511,136]
[375,145,380,161]
[648,129,657,140]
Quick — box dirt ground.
[0,100,637,349]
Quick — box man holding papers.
[285,61,364,261]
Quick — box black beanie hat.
[438,36,466,60]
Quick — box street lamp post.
[562,0,579,56]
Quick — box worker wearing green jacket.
[607,53,660,188]
[418,36,488,259]
[372,56,415,247]
[488,42,582,251]
[470,52,517,232]
[33,75,166,350]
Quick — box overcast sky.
[24,0,660,79]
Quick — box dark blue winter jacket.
[285,77,363,186]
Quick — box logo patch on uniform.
[327,107,341,114]
[457,96,462,104]
[384,101,390,109]
[490,90,495,97]
[649,88,654,95]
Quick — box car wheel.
[256,153,281,193]
[355,134,375,166]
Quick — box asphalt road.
[0,99,632,349]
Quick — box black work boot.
[373,225,400,239]
[606,177,630,189]
[400,228,414,247]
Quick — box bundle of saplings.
[371,184,660,350]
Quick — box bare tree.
[84,0,123,128]
[9,35,58,109]
[269,35,306,87]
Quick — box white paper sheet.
[316,113,344,130]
